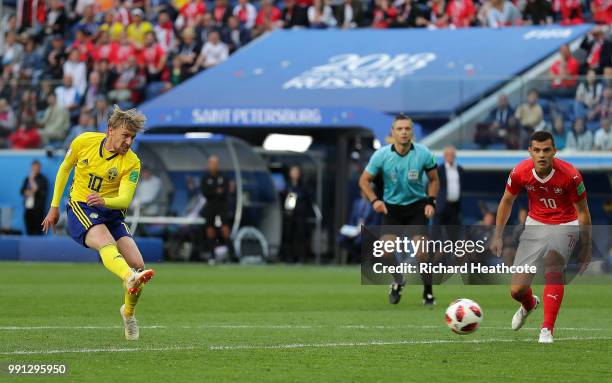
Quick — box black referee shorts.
[382,199,429,237]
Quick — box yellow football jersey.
[65,132,141,204]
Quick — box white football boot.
[511,295,540,331]
[125,269,155,295]
[120,304,139,341]
[538,327,554,344]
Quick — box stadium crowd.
[0,0,610,150]
[474,31,612,151]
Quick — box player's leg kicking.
[537,225,577,343]
[85,225,154,340]
[117,235,152,341]
[510,224,576,343]
[509,226,542,333]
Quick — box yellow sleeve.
[103,159,140,210]
[50,137,80,208]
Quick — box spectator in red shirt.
[154,10,175,53]
[234,0,258,30]
[446,0,475,28]
[591,0,612,25]
[553,0,583,25]
[70,28,94,62]
[179,0,207,29]
[580,27,606,73]
[9,123,41,149]
[92,30,119,65]
[115,32,137,69]
[140,32,168,82]
[372,0,398,29]
[549,44,579,93]
[213,0,234,28]
[254,0,283,37]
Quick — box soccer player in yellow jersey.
[42,106,155,341]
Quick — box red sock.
[542,272,565,332]
[511,287,536,311]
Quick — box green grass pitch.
[1,262,612,382]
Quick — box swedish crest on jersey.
[107,167,119,181]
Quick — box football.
[445,298,483,335]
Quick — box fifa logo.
[107,167,118,181]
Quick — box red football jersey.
[506,158,586,224]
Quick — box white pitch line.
[208,336,612,351]
[2,337,612,356]
[0,325,168,330]
[0,324,607,331]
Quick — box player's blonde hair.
[108,105,146,135]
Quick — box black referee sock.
[421,272,433,296]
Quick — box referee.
[359,114,439,305]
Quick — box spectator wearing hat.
[127,8,154,49]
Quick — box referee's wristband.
[371,198,380,206]
[426,197,436,209]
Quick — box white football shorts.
[513,216,579,269]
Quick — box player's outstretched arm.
[490,189,517,256]
[42,158,75,234]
